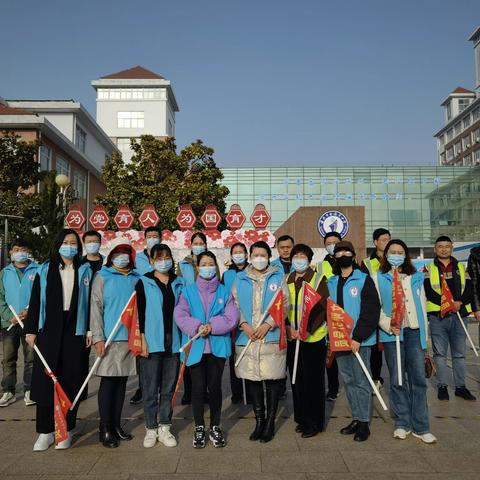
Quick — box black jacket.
[467,247,480,312]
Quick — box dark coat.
[467,247,480,312]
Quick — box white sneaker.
[55,432,72,450]
[393,428,411,440]
[33,433,55,451]
[24,391,36,406]
[157,424,177,447]
[143,428,158,448]
[0,392,16,407]
[413,432,437,444]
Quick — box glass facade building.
[221,166,480,248]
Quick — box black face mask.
[336,256,354,268]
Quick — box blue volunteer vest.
[223,269,238,293]
[98,266,140,341]
[327,269,376,347]
[178,260,196,285]
[135,250,153,275]
[235,268,284,346]
[3,262,38,315]
[377,271,428,349]
[140,276,184,353]
[178,282,231,366]
[271,257,294,274]
[38,262,92,336]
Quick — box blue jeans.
[336,347,372,423]
[428,314,466,388]
[383,329,430,434]
[138,352,180,429]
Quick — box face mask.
[326,244,336,256]
[154,259,173,273]
[336,256,354,268]
[146,237,160,250]
[198,266,217,280]
[232,254,246,265]
[11,251,29,263]
[59,245,78,259]
[85,242,100,255]
[252,257,269,271]
[192,245,206,256]
[292,258,309,273]
[387,254,405,268]
[112,254,130,268]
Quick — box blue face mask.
[198,266,216,280]
[292,258,309,273]
[192,245,206,256]
[112,254,130,268]
[387,254,405,268]
[232,254,246,265]
[85,242,100,255]
[146,237,160,250]
[11,251,30,263]
[326,244,336,256]
[154,259,173,273]
[59,245,78,259]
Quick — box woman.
[135,244,184,448]
[286,244,329,438]
[25,229,92,451]
[327,241,380,442]
[375,239,436,444]
[90,237,140,448]
[174,251,239,448]
[233,241,289,443]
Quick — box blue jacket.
[178,260,196,285]
[2,262,38,320]
[135,250,153,275]
[222,269,238,293]
[271,257,294,274]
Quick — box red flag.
[268,289,286,350]
[53,379,72,444]
[326,298,354,352]
[171,342,192,408]
[120,293,142,356]
[391,269,405,330]
[440,275,455,317]
[299,282,322,341]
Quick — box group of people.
[0,225,478,452]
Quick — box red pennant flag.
[53,380,72,444]
[268,289,287,350]
[440,275,455,317]
[120,293,142,356]
[391,269,405,330]
[299,282,322,341]
[172,342,192,408]
[326,298,354,352]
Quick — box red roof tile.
[451,86,474,94]
[101,66,165,80]
[0,104,35,115]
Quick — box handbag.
[425,354,436,378]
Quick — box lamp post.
[55,174,72,216]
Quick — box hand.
[18,310,27,321]
[141,335,149,357]
[350,340,361,354]
[85,336,93,348]
[474,311,480,322]
[26,334,36,349]
[453,301,463,313]
[286,326,299,340]
[94,340,106,358]
[199,324,212,337]
[391,327,401,336]
[253,323,271,341]
[9,316,18,326]
[241,323,256,341]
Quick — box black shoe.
[129,388,142,405]
[259,416,275,443]
[455,387,477,401]
[340,420,358,435]
[249,414,266,441]
[231,395,242,404]
[209,425,226,448]
[295,424,305,433]
[181,394,191,405]
[193,425,206,449]
[353,422,370,442]
[326,391,338,401]
[114,425,133,441]
[99,425,119,448]
[301,426,320,438]
[438,386,449,401]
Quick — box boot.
[99,422,119,448]
[249,382,265,441]
[353,421,370,442]
[259,381,280,443]
[114,425,133,441]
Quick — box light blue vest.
[135,250,153,275]
[178,282,231,366]
[327,269,376,347]
[377,271,428,349]
[235,268,284,346]
[178,260,196,285]
[98,266,140,341]
[3,262,38,315]
[271,257,294,274]
[38,262,92,336]
[222,269,238,293]
[140,276,184,353]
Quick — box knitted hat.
[334,240,355,255]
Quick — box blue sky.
[1,0,478,167]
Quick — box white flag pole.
[456,312,479,357]
[179,330,204,353]
[395,335,403,386]
[291,284,305,385]
[242,379,247,405]
[354,351,388,411]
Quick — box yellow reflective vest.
[314,259,334,280]
[362,256,381,275]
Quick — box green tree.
[97,136,229,230]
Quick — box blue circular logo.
[318,211,349,238]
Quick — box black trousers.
[287,338,327,431]
[326,356,339,394]
[370,341,384,382]
[229,352,243,399]
[190,354,225,427]
[36,403,79,434]
[98,376,128,428]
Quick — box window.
[474,128,480,143]
[73,170,87,198]
[439,135,445,146]
[463,136,471,150]
[454,122,462,135]
[440,152,446,165]
[55,156,70,177]
[446,102,452,121]
[39,145,52,171]
[117,111,144,128]
[459,98,470,113]
[75,125,87,153]
[475,149,480,165]
[117,138,133,155]
[97,88,163,100]
[464,154,472,166]
[463,115,471,129]
[446,148,453,161]
[473,107,480,121]
[454,142,462,156]
[447,128,453,141]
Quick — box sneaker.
[438,386,449,401]
[455,387,477,401]
[129,388,142,405]
[0,392,16,407]
[24,391,36,406]
[413,432,437,444]
[143,428,158,448]
[55,432,72,450]
[193,425,206,449]
[326,391,338,401]
[209,426,226,448]
[393,428,411,440]
[33,433,54,451]
[157,424,177,447]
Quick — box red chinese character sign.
[114,205,135,231]
[201,205,222,230]
[226,204,246,230]
[250,203,271,230]
[89,205,110,230]
[65,204,86,231]
[176,205,196,231]
[139,204,160,229]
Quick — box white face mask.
[251,256,269,271]
[326,244,336,256]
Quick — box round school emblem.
[28,274,35,282]
[218,298,224,305]
[83,277,90,286]
[269,283,278,292]
[318,210,349,238]
[349,287,358,298]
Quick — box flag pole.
[395,335,403,386]
[354,351,388,411]
[456,312,479,357]
[242,379,247,405]
[291,284,305,385]
[179,330,204,352]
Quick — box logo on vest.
[269,283,278,292]
[349,286,358,297]
[28,274,35,282]
[218,298,224,305]
[83,277,90,286]
[317,210,349,238]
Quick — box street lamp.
[55,174,72,215]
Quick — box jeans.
[336,347,372,423]
[383,329,430,434]
[138,352,179,428]
[429,314,467,388]
[1,325,34,394]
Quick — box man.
[136,226,162,276]
[361,228,391,390]
[424,236,476,401]
[467,245,480,322]
[81,230,104,274]
[271,235,295,274]
[0,239,38,407]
